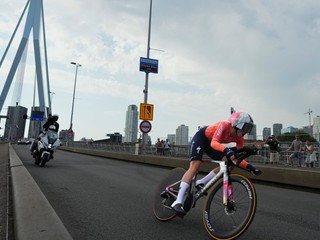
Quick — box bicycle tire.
[153,168,186,221]
[203,174,257,240]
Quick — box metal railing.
[64,141,319,168]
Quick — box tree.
[277,131,316,142]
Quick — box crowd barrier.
[60,143,320,190]
[65,141,319,169]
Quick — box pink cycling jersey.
[205,121,244,152]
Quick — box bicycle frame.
[194,160,231,206]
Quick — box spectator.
[265,135,280,165]
[155,138,164,155]
[287,134,303,166]
[161,140,165,155]
[304,140,317,168]
[164,139,171,155]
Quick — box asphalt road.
[13,145,320,240]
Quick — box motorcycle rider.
[43,114,59,132]
[30,114,59,156]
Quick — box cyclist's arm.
[209,123,229,152]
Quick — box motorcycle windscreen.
[47,131,58,144]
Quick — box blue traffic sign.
[31,111,44,121]
[140,57,158,74]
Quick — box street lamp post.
[70,62,81,130]
[141,0,153,152]
[49,91,55,114]
[144,0,152,104]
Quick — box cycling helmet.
[228,111,254,134]
[52,114,59,121]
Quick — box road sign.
[139,57,159,74]
[139,120,152,133]
[67,129,74,140]
[139,103,154,121]
[31,111,44,121]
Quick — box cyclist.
[171,111,262,216]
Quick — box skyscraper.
[313,116,320,141]
[176,124,189,145]
[273,123,283,137]
[263,127,271,140]
[124,105,138,143]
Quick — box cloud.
[1,0,320,141]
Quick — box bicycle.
[153,148,259,240]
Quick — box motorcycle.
[31,126,61,167]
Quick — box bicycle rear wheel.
[153,168,186,221]
[203,174,257,240]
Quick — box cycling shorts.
[189,127,225,161]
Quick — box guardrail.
[65,141,319,169]
[59,144,320,190]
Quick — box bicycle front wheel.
[203,174,257,240]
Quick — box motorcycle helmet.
[48,125,57,131]
[228,111,254,134]
[52,114,59,121]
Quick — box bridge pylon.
[0,0,52,116]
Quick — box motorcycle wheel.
[34,155,40,165]
[40,154,50,167]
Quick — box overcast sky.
[1,0,320,142]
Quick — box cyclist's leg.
[171,127,207,212]
[172,161,201,202]
[195,149,225,186]
[171,161,201,214]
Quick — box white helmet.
[228,111,254,134]
[48,125,57,131]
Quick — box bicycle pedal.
[160,191,169,198]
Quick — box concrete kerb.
[9,144,73,240]
[60,146,320,190]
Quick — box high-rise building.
[4,105,27,140]
[273,123,283,137]
[176,124,189,145]
[263,127,271,140]
[167,134,175,146]
[313,116,320,141]
[281,126,298,134]
[124,105,138,143]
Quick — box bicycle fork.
[223,171,234,205]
